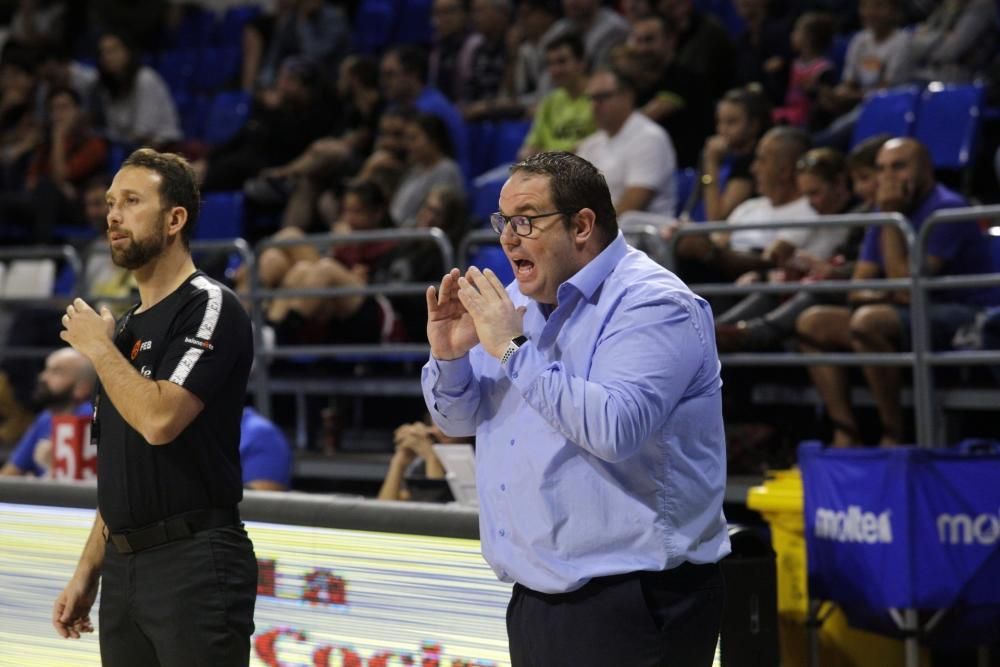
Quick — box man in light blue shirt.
[421,151,728,666]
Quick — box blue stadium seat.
[467,121,498,180]
[192,46,241,92]
[164,6,216,51]
[155,49,198,95]
[392,0,433,45]
[353,0,397,54]
[203,91,252,145]
[674,167,697,217]
[913,83,985,170]
[107,141,132,174]
[471,167,508,225]
[198,191,245,239]
[172,91,210,140]
[491,120,532,168]
[217,4,262,49]
[850,86,919,148]
[466,244,513,284]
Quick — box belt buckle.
[110,533,134,554]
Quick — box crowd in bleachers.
[2,0,1000,486]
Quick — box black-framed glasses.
[490,210,571,237]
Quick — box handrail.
[456,228,501,267]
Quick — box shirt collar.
[556,231,627,304]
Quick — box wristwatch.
[501,335,528,366]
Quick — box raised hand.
[426,269,479,360]
[455,267,526,359]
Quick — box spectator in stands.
[429,0,475,101]
[542,0,630,68]
[813,0,911,149]
[18,87,108,243]
[504,0,559,107]
[684,84,771,222]
[197,55,337,193]
[772,12,837,130]
[241,0,296,92]
[845,133,890,214]
[253,0,350,89]
[0,348,95,477]
[0,48,41,196]
[624,11,711,168]
[715,147,860,352]
[92,31,181,150]
[377,419,471,501]
[519,32,594,158]
[7,0,67,48]
[379,45,470,180]
[671,127,837,287]
[622,0,654,25]
[656,0,736,104]
[457,0,513,120]
[576,67,677,215]
[239,406,292,491]
[391,114,465,228]
[909,0,999,84]
[33,40,98,122]
[731,0,792,106]
[796,138,1000,446]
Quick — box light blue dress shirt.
[422,233,731,594]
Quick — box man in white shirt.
[576,67,677,216]
[673,127,846,283]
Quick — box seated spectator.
[7,0,67,49]
[390,114,465,227]
[33,39,98,122]
[377,418,472,502]
[520,32,594,159]
[772,12,837,130]
[457,0,513,120]
[504,0,559,107]
[624,11,711,168]
[92,31,181,150]
[731,0,792,106]
[576,67,677,215]
[239,406,293,491]
[1,348,95,477]
[380,45,470,180]
[715,146,862,351]
[17,86,108,244]
[684,84,771,222]
[252,0,350,89]
[796,138,1000,446]
[908,0,999,84]
[672,127,846,287]
[197,56,338,193]
[0,47,41,196]
[542,0,629,69]
[429,0,476,102]
[657,0,735,104]
[813,0,910,149]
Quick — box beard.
[32,381,75,411]
[110,224,167,270]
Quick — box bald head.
[875,137,935,211]
[35,348,96,412]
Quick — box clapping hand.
[455,267,526,360]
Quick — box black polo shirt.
[96,271,253,532]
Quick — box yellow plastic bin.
[747,468,925,667]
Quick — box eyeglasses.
[490,210,571,237]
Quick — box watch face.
[512,335,528,346]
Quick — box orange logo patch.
[131,340,142,360]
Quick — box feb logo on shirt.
[130,339,152,360]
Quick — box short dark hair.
[46,85,81,107]
[386,45,429,84]
[847,133,890,172]
[411,113,455,158]
[344,178,393,227]
[510,152,618,245]
[721,84,773,138]
[545,31,586,62]
[635,11,672,37]
[796,12,835,54]
[345,54,379,90]
[121,148,200,247]
[796,147,846,184]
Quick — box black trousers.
[99,525,258,667]
[507,562,724,667]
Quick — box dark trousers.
[507,562,724,667]
[99,525,258,667]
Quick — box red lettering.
[312,644,363,667]
[303,568,348,606]
[254,628,307,667]
[257,559,276,597]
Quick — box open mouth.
[512,259,535,276]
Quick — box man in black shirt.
[52,148,257,666]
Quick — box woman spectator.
[685,84,771,222]
[93,31,181,149]
[389,114,465,227]
[772,12,837,130]
[0,50,41,195]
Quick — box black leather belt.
[107,507,240,555]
